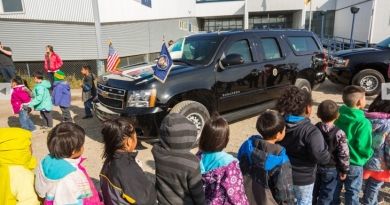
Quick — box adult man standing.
[0,42,16,83]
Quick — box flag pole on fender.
[153,35,173,83]
[107,40,121,72]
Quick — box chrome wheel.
[187,113,205,140]
[360,75,378,92]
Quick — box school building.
[0,0,388,76]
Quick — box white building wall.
[333,0,373,42]
[293,10,304,29]
[370,0,390,43]
[98,0,196,23]
[0,20,98,61]
[0,0,94,22]
[196,1,245,17]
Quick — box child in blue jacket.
[52,71,72,122]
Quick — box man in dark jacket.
[152,113,206,205]
[238,111,294,205]
[0,42,16,83]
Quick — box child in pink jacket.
[10,76,37,132]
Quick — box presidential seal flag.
[107,41,120,72]
[153,43,173,83]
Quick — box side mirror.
[221,54,245,67]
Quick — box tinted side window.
[287,37,320,52]
[260,38,282,60]
[226,40,252,64]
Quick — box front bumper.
[93,102,167,139]
[325,66,352,85]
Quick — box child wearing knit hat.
[52,70,73,122]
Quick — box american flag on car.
[107,41,120,72]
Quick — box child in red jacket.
[10,76,37,132]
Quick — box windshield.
[169,36,223,65]
[376,37,390,48]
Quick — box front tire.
[352,69,384,96]
[170,101,210,144]
[295,78,312,93]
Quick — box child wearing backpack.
[196,115,249,205]
[100,117,156,205]
[35,122,103,205]
[275,85,330,205]
[152,113,206,205]
[362,94,390,205]
[10,76,37,132]
[52,70,72,122]
[28,71,53,132]
[238,110,294,205]
[0,128,40,205]
[312,100,350,205]
[331,85,374,205]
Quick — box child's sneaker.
[31,129,38,133]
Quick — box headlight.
[126,89,156,108]
[333,57,349,68]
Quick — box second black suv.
[94,29,326,142]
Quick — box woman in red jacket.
[44,45,63,88]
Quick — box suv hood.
[98,63,198,88]
[332,47,383,58]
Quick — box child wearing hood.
[35,122,103,205]
[238,110,294,205]
[362,94,390,205]
[10,76,37,132]
[152,113,206,205]
[0,128,39,205]
[52,70,72,122]
[28,71,53,132]
[275,85,330,205]
[331,85,373,205]
[196,115,248,205]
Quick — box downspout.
[367,0,376,45]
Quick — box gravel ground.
[1,79,389,204]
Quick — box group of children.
[1,84,389,205]
[9,65,97,133]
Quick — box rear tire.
[170,101,210,145]
[295,78,312,93]
[352,69,384,96]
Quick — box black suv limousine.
[94,29,327,142]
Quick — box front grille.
[98,94,124,109]
[97,84,126,109]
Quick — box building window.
[202,18,243,31]
[0,0,24,13]
[249,14,293,29]
[305,10,335,36]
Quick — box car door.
[255,34,295,101]
[215,35,264,113]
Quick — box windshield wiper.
[173,59,195,66]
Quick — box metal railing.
[320,35,369,59]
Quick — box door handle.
[251,70,262,75]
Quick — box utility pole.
[308,0,312,31]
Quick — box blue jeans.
[0,65,16,83]
[331,164,363,205]
[363,177,384,205]
[84,99,93,116]
[19,109,37,131]
[313,166,339,205]
[294,183,314,205]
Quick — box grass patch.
[0,73,84,89]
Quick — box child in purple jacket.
[52,71,72,122]
[196,115,249,205]
[10,76,37,132]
